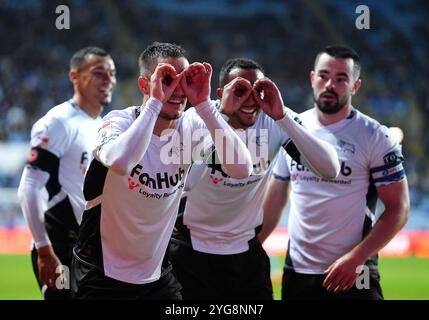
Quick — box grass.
[0,254,41,300]
[378,257,429,299]
[0,254,428,300]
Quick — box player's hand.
[323,252,366,293]
[150,63,182,103]
[219,77,253,116]
[181,62,212,107]
[37,245,63,290]
[252,78,285,120]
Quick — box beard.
[100,99,110,107]
[315,90,348,114]
[230,109,260,129]
[159,110,181,120]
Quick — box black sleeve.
[283,140,301,165]
[26,146,61,200]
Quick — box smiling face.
[139,56,189,121]
[73,54,116,108]
[158,56,189,120]
[219,67,265,129]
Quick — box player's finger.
[252,87,264,104]
[202,62,212,76]
[324,263,334,275]
[234,83,252,100]
[325,273,342,292]
[253,78,269,91]
[322,266,338,287]
[42,269,54,289]
[334,276,354,293]
[186,62,204,74]
[330,271,353,293]
[156,63,177,78]
[341,280,355,293]
[229,78,252,97]
[168,72,182,89]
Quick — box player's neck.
[228,118,246,130]
[153,117,176,137]
[72,94,103,119]
[315,104,353,126]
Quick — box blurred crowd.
[0,0,428,225]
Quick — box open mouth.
[240,107,257,115]
[167,97,184,105]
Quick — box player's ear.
[310,70,315,82]
[310,71,316,91]
[217,88,223,98]
[138,76,150,95]
[352,78,362,96]
[69,69,78,84]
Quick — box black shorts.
[169,239,273,300]
[282,264,384,300]
[71,254,182,300]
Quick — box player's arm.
[181,62,253,179]
[17,119,68,290]
[353,179,409,259]
[324,139,409,293]
[323,179,409,293]
[252,78,340,179]
[259,175,290,243]
[18,167,62,290]
[96,63,182,175]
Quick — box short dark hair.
[138,42,186,76]
[219,58,264,87]
[315,45,361,80]
[70,46,110,70]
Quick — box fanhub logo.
[209,175,223,184]
[128,177,140,190]
[129,164,185,190]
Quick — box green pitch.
[0,254,428,300]
[0,254,41,300]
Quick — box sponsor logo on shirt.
[290,160,352,184]
[28,148,38,162]
[129,164,186,190]
[338,140,355,154]
[80,152,88,174]
[382,166,402,177]
[208,158,271,178]
[209,175,223,184]
[383,150,402,165]
[128,177,140,190]
[98,121,116,145]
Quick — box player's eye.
[162,75,173,86]
[92,71,105,78]
[235,86,246,97]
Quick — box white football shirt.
[29,100,101,224]
[78,105,223,284]
[273,108,406,274]
[183,109,298,254]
